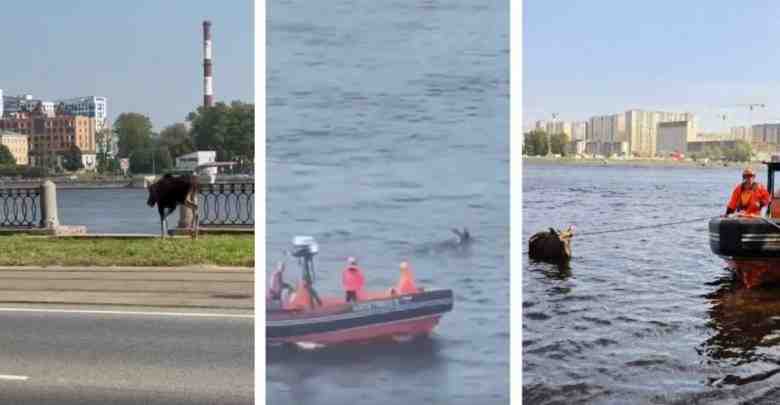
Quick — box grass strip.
[0,235,254,267]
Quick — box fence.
[0,187,42,228]
[197,182,254,227]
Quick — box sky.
[0,0,253,131]
[524,0,780,133]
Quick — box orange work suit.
[727,182,770,216]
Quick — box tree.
[550,133,570,156]
[115,113,153,158]
[60,145,83,172]
[0,144,15,165]
[187,101,254,164]
[160,123,194,159]
[723,140,752,162]
[523,130,549,156]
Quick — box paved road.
[0,308,253,404]
[0,266,255,404]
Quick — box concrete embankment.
[0,265,254,313]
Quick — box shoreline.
[522,156,749,169]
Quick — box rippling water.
[57,189,159,234]
[523,162,780,404]
[267,0,509,403]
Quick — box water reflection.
[701,275,780,366]
[526,258,572,282]
[267,336,444,370]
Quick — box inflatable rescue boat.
[710,158,780,288]
[267,237,454,345]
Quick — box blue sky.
[0,0,253,130]
[524,1,780,132]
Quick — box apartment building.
[657,121,695,156]
[625,110,695,157]
[0,110,95,168]
[730,126,753,142]
[0,131,29,165]
[752,123,780,144]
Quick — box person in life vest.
[342,257,365,303]
[268,261,294,309]
[725,167,771,217]
[391,261,419,295]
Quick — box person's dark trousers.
[345,291,357,302]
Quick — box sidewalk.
[0,265,254,313]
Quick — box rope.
[574,216,715,237]
[522,216,715,256]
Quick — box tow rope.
[573,216,715,237]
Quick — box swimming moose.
[146,174,200,239]
[528,226,574,263]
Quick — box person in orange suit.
[394,261,419,295]
[342,257,365,303]
[725,167,770,217]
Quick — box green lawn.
[0,235,254,267]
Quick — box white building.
[752,123,780,145]
[587,113,626,156]
[176,151,217,176]
[657,121,695,156]
[730,126,753,142]
[570,121,588,141]
[625,110,695,157]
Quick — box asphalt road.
[0,308,254,404]
[0,266,255,404]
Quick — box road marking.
[0,307,253,319]
[0,374,28,381]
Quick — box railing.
[198,182,254,227]
[0,187,42,228]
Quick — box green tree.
[160,123,194,159]
[154,146,174,171]
[0,144,15,165]
[724,140,752,162]
[523,130,549,156]
[60,145,83,172]
[550,133,570,156]
[115,113,153,158]
[187,101,254,163]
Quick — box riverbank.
[0,235,254,267]
[522,155,750,169]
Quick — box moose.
[146,174,200,239]
[528,226,574,263]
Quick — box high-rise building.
[587,113,626,156]
[752,123,780,145]
[570,121,588,141]
[657,121,695,156]
[730,126,753,142]
[624,110,694,157]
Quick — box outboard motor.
[291,236,322,307]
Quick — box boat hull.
[710,216,780,287]
[267,289,453,345]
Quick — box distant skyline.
[524,1,780,133]
[1,0,253,130]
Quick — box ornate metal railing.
[198,182,254,226]
[0,187,41,228]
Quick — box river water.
[267,0,509,403]
[523,162,780,404]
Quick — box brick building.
[0,108,95,168]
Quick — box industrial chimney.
[203,20,213,107]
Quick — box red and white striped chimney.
[203,20,214,107]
